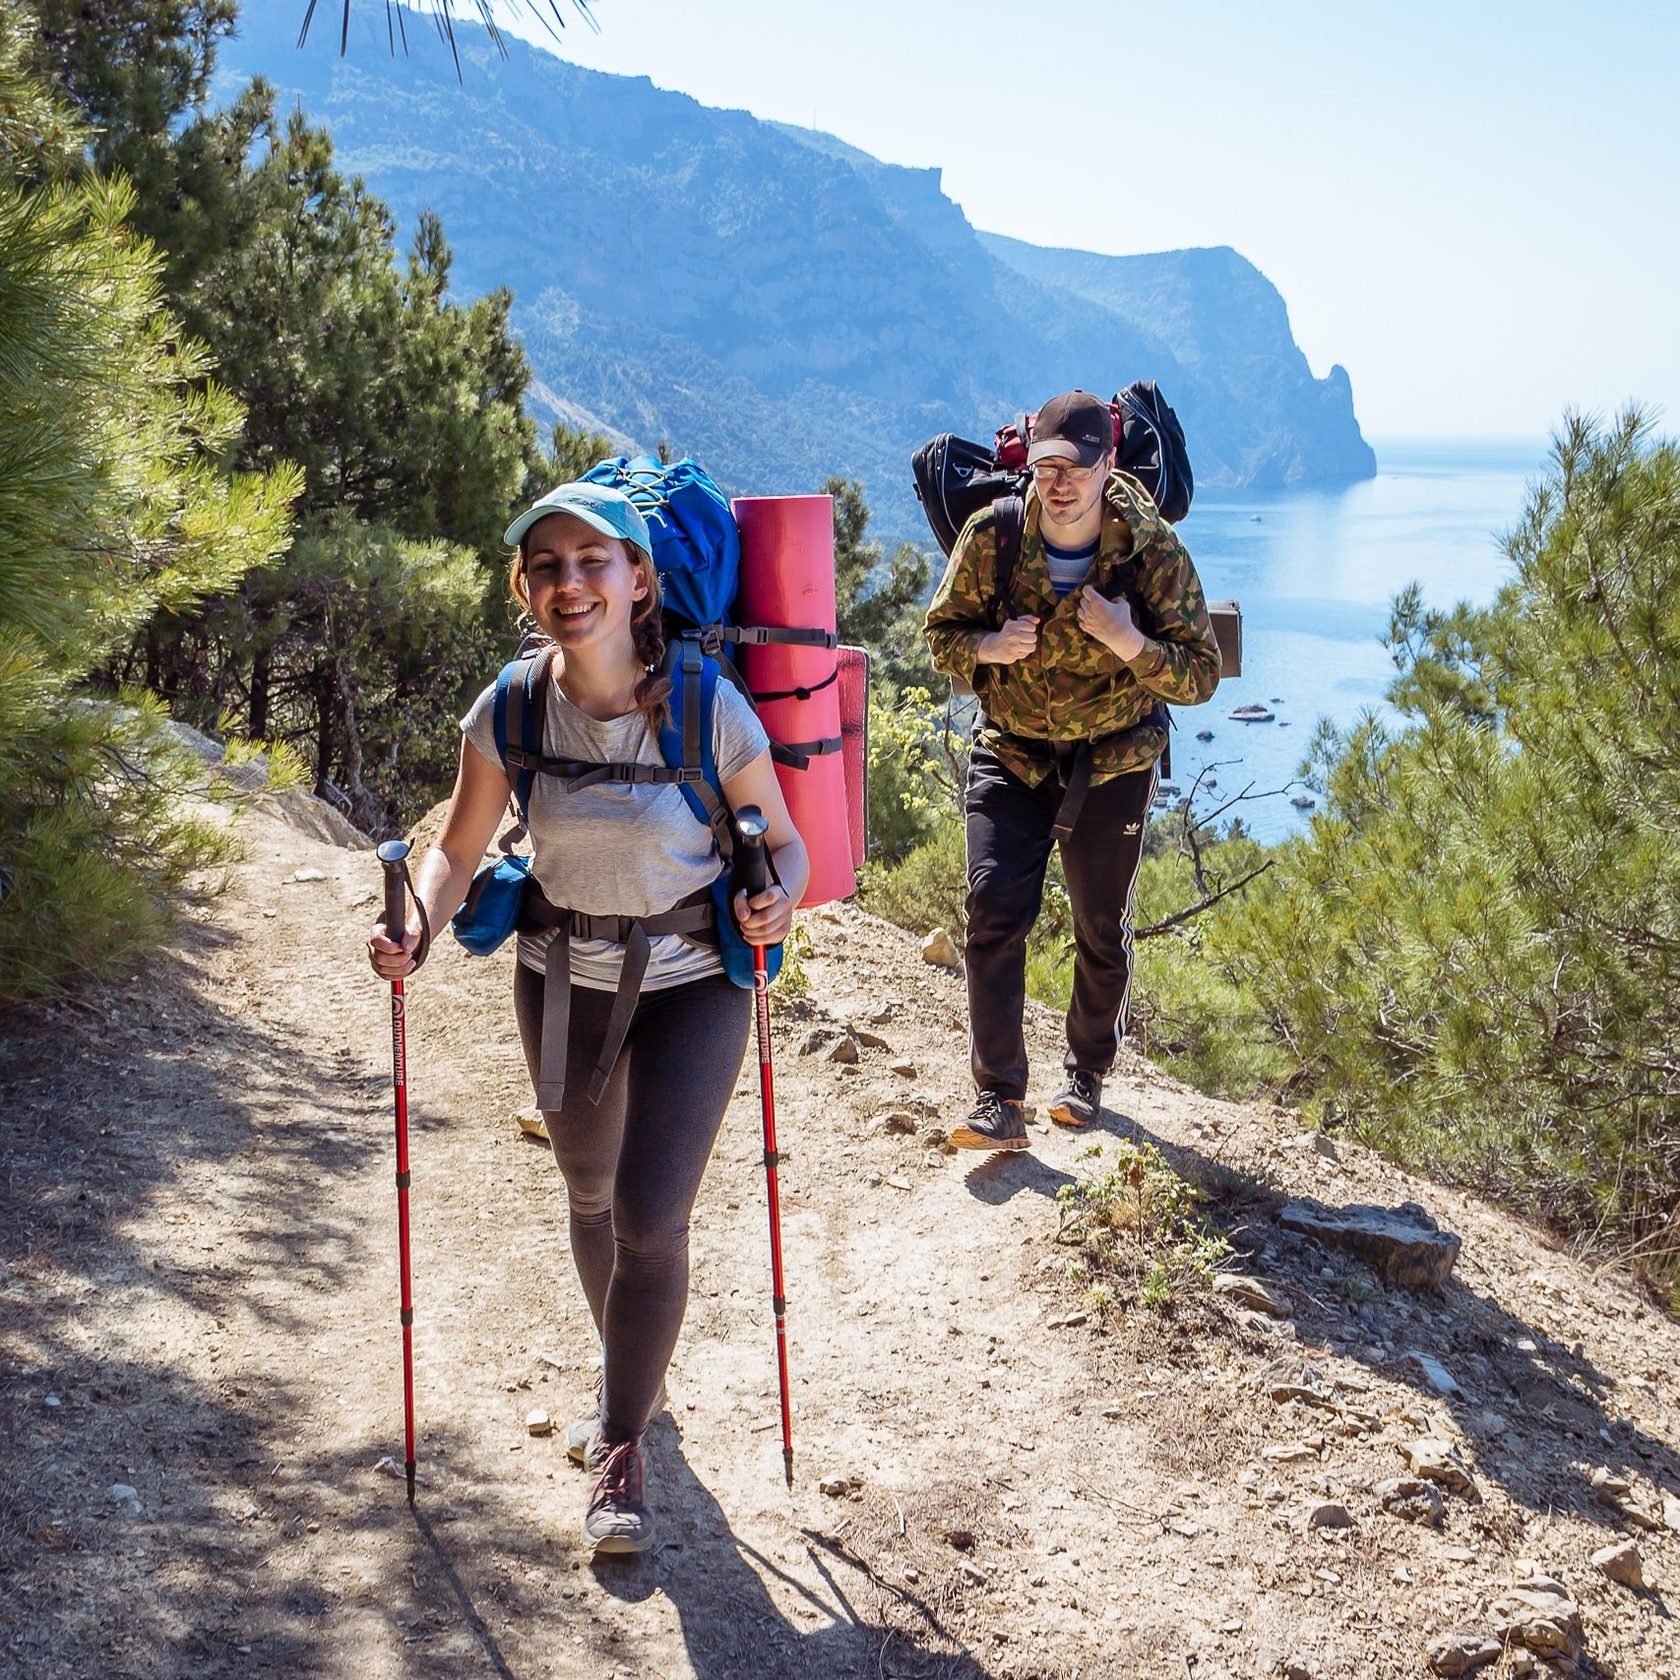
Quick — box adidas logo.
[1124,822,1141,836]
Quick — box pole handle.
[377,839,411,943]
[732,805,771,903]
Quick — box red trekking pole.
[376,839,423,1504]
[732,807,794,1488]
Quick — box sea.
[1166,439,1550,845]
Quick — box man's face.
[1034,451,1112,532]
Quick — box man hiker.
[923,390,1222,1150]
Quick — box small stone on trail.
[1663,1491,1680,1532]
[1377,1476,1446,1526]
[1401,1438,1478,1499]
[960,1562,987,1586]
[108,1482,138,1504]
[525,1409,552,1436]
[1426,1632,1501,1676]
[826,1036,860,1064]
[291,867,328,882]
[921,928,961,969]
[43,1394,61,1408]
[889,1059,917,1078]
[1307,1501,1353,1529]
[1402,1351,1462,1396]
[885,1175,913,1192]
[514,1110,549,1142]
[1592,1538,1644,1588]
[877,1110,918,1135]
[852,1027,892,1050]
[1211,1272,1291,1316]
[1262,1442,1320,1465]
[818,1474,860,1497]
[1489,1583,1583,1660]
[1047,1311,1088,1330]
[797,1029,831,1056]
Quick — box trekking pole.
[732,806,794,1489]
[376,838,420,1505]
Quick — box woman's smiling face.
[520,512,648,651]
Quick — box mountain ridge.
[217,9,1375,540]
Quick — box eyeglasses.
[1030,461,1103,486]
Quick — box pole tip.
[406,1463,416,1505]
[783,1449,794,1490]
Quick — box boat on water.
[1230,703,1275,722]
[1195,729,1214,742]
[1291,794,1316,810]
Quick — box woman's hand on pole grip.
[733,882,793,948]
[368,916,421,981]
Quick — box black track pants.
[962,743,1157,1101]
[514,966,750,1443]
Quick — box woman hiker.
[368,481,808,1553]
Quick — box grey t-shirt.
[462,670,769,990]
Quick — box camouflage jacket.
[922,472,1221,784]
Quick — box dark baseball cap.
[1027,390,1113,468]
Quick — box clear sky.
[470,0,1678,442]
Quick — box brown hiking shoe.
[584,1436,654,1554]
[950,1091,1030,1152]
[1048,1070,1103,1128]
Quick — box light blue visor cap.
[504,481,653,555]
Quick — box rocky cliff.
[218,9,1375,540]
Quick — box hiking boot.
[949,1091,1030,1152]
[566,1375,668,1469]
[1048,1070,1103,1129]
[584,1436,654,1553]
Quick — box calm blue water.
[1167,439,1549,844]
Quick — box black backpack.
[911,379,1194,558]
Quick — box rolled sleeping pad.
[730,494,855,907]
[838,646,869,871]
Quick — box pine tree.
[1198,413,1680,1267]
[0,19,296,1001]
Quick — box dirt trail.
[4,793,1680,1680]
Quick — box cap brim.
[1027,437,1104,468]
[503,502,629,549]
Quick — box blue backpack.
[582,456,840,771]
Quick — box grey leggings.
[514,962,751,1444]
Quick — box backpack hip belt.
[520,883,719,1112]
[991,706,1169,840]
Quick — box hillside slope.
[2,791,1678,1679]
[213,8,1373,542]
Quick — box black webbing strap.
[1049,742,1095,843]
[700,623,838,654]
[501,749,699,790]
[770,735,845,772]
[751,667,839,705]
[524,888,718,1114]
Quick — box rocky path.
[4,792,1680,1680]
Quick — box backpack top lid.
[581,456,741,634]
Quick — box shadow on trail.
[581,1428,999,1680]
[0,921,435,1678]
[1087,1099,1680,1542]
[960,1146,1075,1206]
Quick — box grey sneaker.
[584,1436,654,1553]
[566,1375,668,1469]
[950,1091,1030,1152]
[1048,1070,1103,1129]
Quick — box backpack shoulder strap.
[990,492,1026,623]
[492,647,555,827]
[658,639,735,859]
